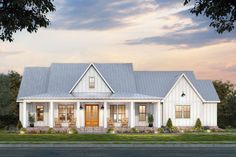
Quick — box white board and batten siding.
[163,76,217,127]
[72,66,111,93]
[27,102,49,126]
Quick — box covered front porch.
[19,100,163,129]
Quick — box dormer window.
[89,77,95,88]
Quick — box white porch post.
[22,101,27,128]
[157,101,162,128]
[129,101,135,128]
[153,102,158,128]
[49,101,54,128]
[103,102,107,128]
[76,102,80,128]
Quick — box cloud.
[225,66,236,72]
[126,10,236,48]
[51,0,159,30]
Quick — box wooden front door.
[85,105,99,127]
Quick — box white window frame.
[89,77,95,88]
[175,105,190,119]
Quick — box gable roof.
[163,73,205,102]
[69,63,115,93]
[17,63,220,102]
[134,71,195,98]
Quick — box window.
[58,105,74,122]
[36,105,44,121]
[175,105,190,118]
[89,77,95,88]
[139,105,146,121]
[110,105,126,122]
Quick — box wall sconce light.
[181,91,186,97]
[101,105,104,109]
[80,105,83,110]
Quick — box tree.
[213,80,236,128]
[8,71,22,116]
[184,0,236,33]
[0,0,55,42]
[0,71,21,128]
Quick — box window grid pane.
[110,105,125,122]
[89,77,95,88]
[36,105,44,121]
[175,105,190,119]
[58,105,75,122]
[183,106,190,118]
[139,105,146,121]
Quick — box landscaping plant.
[194,118,202,131]
[67,128,78,134]
[28,113,35,127]
[16,120,23,130]
[148,114,154,127]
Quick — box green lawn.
[1,133,236,142]
[1,128,236,143]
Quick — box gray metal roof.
[17,63,220,102]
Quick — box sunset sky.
[1,0,236,83]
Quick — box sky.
[1,0,236,83]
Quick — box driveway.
[0,145,235,157]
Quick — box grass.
[1,128,236,143]
[1,133,236,142]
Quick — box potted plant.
[28,113,35,127]
[148,114,154,127]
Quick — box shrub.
[148,114,154,127]
[0,114,18,128]
[67,128,78,134]
[130,127,139,133]
[107,128,115,134]
[166,118,173,129]
[47,128,55,134]
[157,128,164,133]
[28,113,35,125]
[16,120,23,130]
[19,128,27,134]
[171,127,179,133]
[194,118,202,131]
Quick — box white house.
[17,63,220,129]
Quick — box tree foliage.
[0,0,55,42]
[0,71,21,128]
[184,0,236,33]
[213,80,236,128]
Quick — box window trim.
[58,104,75,122]
[89,77,95,88]
[138,105,146,121]
[175,105,190,119]
[36,105,44,121]
[110,105,126,123]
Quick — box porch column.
[103,102,107,128]
[76,102,80,128]
[129,101,135,128]
[157,102,162,128]
[153,102,158,127]
[22,101,27,128]
[49,101,54,128]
